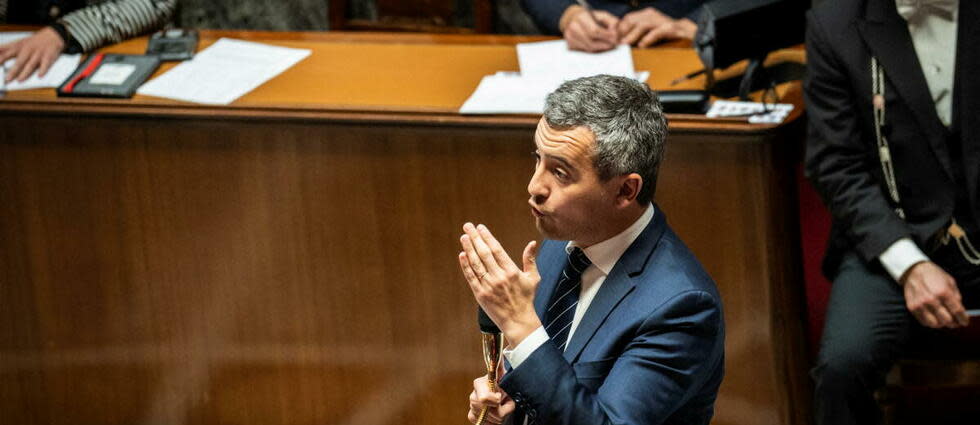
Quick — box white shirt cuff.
[502,326,549,369]
[879,237,930,283]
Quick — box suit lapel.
[857,0,955,181]
[562,209,667,363]
[955,0,980,211]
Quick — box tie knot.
[568,247,592,272]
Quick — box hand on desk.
[560,6,697,52]
[902,261,970,329]
[468,374,515,424]
[618,8,697,48]
[458,223,541,347]
[0,27,66,83]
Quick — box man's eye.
[553,168,568,180]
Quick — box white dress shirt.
[878,0,959,283]
[504,205,655,368]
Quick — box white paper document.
[460,72,561,114]
[137,38,311,105]
[461,40,648,115]
[706,100,795,124]
[0,32,81,91]
[517,40,637,81]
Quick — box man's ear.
[616,173,643,206]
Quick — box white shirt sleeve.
[502,326,549,369]
[879,237,930,283]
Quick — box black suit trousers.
[812,247,980,425]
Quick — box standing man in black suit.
[805,0,980,424]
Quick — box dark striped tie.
[543,247,591,352]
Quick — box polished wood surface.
[0,30,809,425]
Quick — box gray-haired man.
[458,75,725,425]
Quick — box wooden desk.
[0,30,809,425]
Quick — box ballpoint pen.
[670,68,707,86]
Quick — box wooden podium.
[0,30,810,425]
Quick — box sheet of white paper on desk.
[517,40,636,81]
[460,73,563,114]
[460,71,650,115]
[137,38,311,105]
[1,31,81,91]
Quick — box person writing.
[459,74,725,424]
[522,0,704,52]
[1,0,176,82]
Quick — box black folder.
[57,54,160,98]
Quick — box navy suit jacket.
[500,208,724,425]
[521,0,705,35]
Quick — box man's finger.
[459,252,483,292]
[617,18,635,36]
[6,52,28,82]
[594,12,620,33]
[37,50,56,78]
[0,46,16,67]
[464,223,504,275]
[930,303,955,328]
[15,50,40,82]
[477,224,518,272]
[942,295,969,327]
[460,235,489,280]
[522,240,539,275]
[638,24,672,48]
[620,24,649,46]
[916,309,940,328]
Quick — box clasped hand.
[467,374,515,424]
[458,223,542,345]
[561,6,698,52]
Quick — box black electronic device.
[658,90,710,114]
[694,0,806,99]
[145,29,198,61]
[57,53,160,98]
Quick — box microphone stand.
[476,308,504,425]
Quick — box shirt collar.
[895,0,958,22]
[566,205,655,276]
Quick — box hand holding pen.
[560,0,619,52]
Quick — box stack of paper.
[460,40,648,114]
[0,32,81,91]
[138,38,311,105]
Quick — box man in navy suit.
[458,74,724,425]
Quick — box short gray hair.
[543,74,667,204]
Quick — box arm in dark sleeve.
[500,290,723,425]
[59,0,176,52]
[521,0,576,35]
[803,10,911,262]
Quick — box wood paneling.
[0,30,809,425]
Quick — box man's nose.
[527,168,547,202]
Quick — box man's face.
[527,118,622,246]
